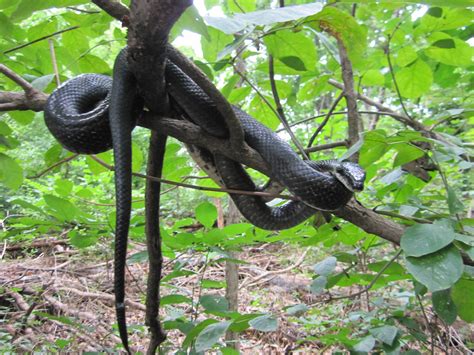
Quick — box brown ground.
[0,237,472,354]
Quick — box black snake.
[44,47,365,351]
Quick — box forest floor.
[1,235,473,354]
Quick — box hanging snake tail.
[109,48,137,354]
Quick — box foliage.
[0,0,473,353]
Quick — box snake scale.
[44,47,365,351]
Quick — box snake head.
[334,161,366,192]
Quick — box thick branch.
[0,91,47,112]
[137,113,271,176]
[0,64,48,111]
[128,0,192,114]
[336,38,362,161]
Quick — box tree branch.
[336,37,363,161]
[0,64,49,111]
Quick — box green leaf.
[447,187,464,215]
[54,179,73,197]
[171,5,209,40]
[286,304,309,317]
[451,277,474,322]
[31,74,54,91]
[43,194,79,221]
[195,320,232,352]
[199,294,229,313]
[353,335,376,352]
[424,35,473,67]
[0,153,23,190]
[131,142,143,172]
[201,26,233,62]
[11,0,88,20]
[182,319,218,349]
[361,69,385,86]
[206,3,323,34]
[160,294,192,306]
[396,46,418,67]
[401,224,455,257]
[310,275,327,295]
[432,289,457,325]
[195,202,217,228]
[279,56,307,71]
[369,325,398,346]
[201,279,226,289]
[313,256,337,276]
[405,245,464,292]
[249,314,278,332]
[264,30,316,74]
[309,7,367,62]
[392,143,425,167]
[69,229,97,248]
[395,59,433,99]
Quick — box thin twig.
[268,55,308,159]
[4,26,79,54]
[89,155,299,201]
[48,39,61,86]
[27,154,79,179]
[307,92,344,148]
[328,249,402,301]
[386,18,412,120]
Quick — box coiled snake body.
[44,48,365,351]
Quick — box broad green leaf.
[0,153,23,190]
[201,26,233,62]
[392,143,425,167]
[405,245,464,292]
[432,289,457,325]
[54,179,73,197]
[248,94,279,130]
[160,294,192,306]
[31,74,54,91]
[8,111,34,125]
[401,224,455,257]
[227,0,255,13]
[69,229,98,248]
[309,7,367,62]
[395,59,433,99]
[170,5,209,41]
[264,30,316,73]
[424,34,473,67]
[182,319,218,349]
[286,304,309,316]
[310,275,327,295]
[361,69,385,86]
[199,294,229,313]
[131,142,143,172]
[353,335,376,352]
[359,130,389,167]
[279,56,307,72]
[447,187,464,215]
[451,278,474,322]
[195,320,232,352]
[396,46,418,67]
[43,194,79,221]
[195,201,217,228]
[313,256,337,276]
[417,7,474,34]
[382,1,473,8]
[11,0,89,20]
[205,3,323,34]
[369,325,398,346]
[249,314,278,332]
